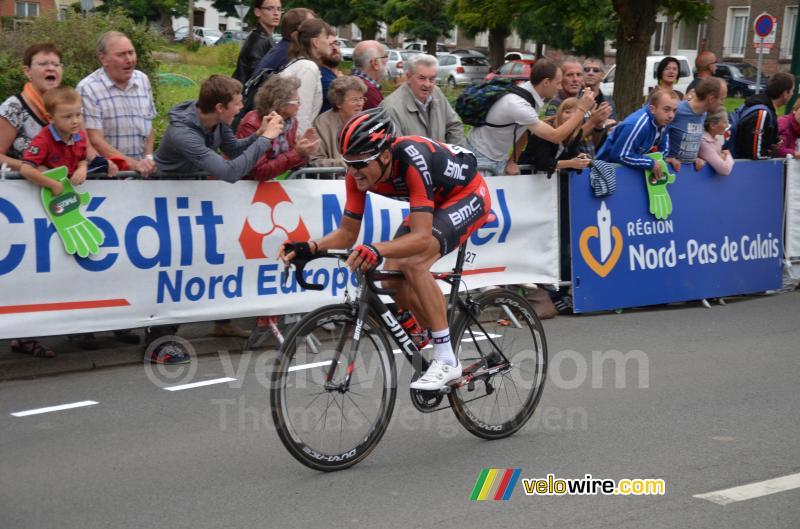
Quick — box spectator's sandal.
[10,339,56,358]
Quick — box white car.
[193,27,222,46]
[601,55,693,98]
[336,38,355,61]
[404,41,449,54]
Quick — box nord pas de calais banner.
[569,160,783,313]
[0,175,558,339]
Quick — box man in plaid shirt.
[77,31,157,176]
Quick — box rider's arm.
[311,215,362,252]
[371,211,436,258]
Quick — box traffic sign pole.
[756,38,764,95]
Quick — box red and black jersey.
[344,136,484,220]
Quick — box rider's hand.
[278,240,315,266]
[346,244,383,272]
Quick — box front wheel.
[448,289,548,439]
[271,304,397,471]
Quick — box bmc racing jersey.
[343,136,492,255]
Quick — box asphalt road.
[2,291,799,529]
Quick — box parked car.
[437,53,491,87]
[386,49,419,80]
[601,55,693,97]
[193,27,222,46]
[404,41,449,54]
[714,62,768,98]
[336,38,355,61]
[172,26,202,44]
[484,59,535,84]
[451,48,487,58]
[215,29,249,46]
[504,51,536,61]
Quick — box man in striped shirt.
[77,31,157,176]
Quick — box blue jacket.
[596,106,669,169]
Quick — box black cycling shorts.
[393,181,492,256]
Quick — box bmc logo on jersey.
[238,182,310,259]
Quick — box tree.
[384,0,453,56]
[98,0,188,36]
[514,0,616,59]
[447,0,516,69]
[282,0,385,40]
[612,0,711,118]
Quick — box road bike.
[270,243,548,471]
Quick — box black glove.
[283,240,315,259]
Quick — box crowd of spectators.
[2,5,799,362]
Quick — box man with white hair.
[380,53,465,146]
[351,40,388,109]
[77,31,156,177]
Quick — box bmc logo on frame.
[469,469,522,500]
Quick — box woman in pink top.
[777,99,800,158]
[697,108,734,176]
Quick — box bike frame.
[314,243,507,392]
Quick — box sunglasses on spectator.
[342,150,382,170]
[584,67,603,73]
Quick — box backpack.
[455,77,537,127]
[724,102,775,158]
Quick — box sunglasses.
[342,150,382,170]
[584,67,603,73]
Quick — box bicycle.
[270,243,548,471]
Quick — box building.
[172,1,243,33]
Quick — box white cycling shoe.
[410,360,462,391]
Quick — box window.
[724,7,750,57]
[15,2,40,17]
[678,21,699,50]
[499,63,515,74]
[511,63,525,75]
[651,14,667,53]
[781,6,798,60]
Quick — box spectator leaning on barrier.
[596,89,680,180]
[250,8,316,80]
[155,75,284,180]
[150,75,284,363]
[777,99,800,158]
[668,77,727,171]
[351,40,389,110]
[466,59,595,176]
[233,0,281,84]
[0,43,63,172]
[319,37,343,113]
[280,18,336,137]
[236,74,320,180]
[518,98,591,175]
[380,53,466,146]
[686,50,717,97]
[77,31,157,177]
[311,75,366,167]
[698,108,735,176]
[734,72,795,160]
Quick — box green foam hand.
[644,152,677,220]
[39,166,105,258]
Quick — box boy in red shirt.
[20,86,117,194]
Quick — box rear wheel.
[271,304,397,471]
[448,289,547,439]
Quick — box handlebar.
[282,246,396,295]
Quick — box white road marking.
[11,400,99,417]
[289,360,334,372]
[694,473,800,505]
[164,377,237,392]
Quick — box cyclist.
[280,107,492,391]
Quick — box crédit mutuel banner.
[0,175,558,338]
[570,160,784,313]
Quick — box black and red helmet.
[338,108,396,161]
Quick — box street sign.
[754,12,775,37]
